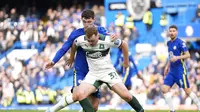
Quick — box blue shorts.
[71,69,101,98]
[122,69,132,88]
[164,71,190,88]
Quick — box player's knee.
[76,90,87,101]
[162,85,169,94]
[184,89,191,96]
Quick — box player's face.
[86,34,99,46]
[169,28,177,40]
[82,17,95,29]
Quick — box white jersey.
[75,35,122,72]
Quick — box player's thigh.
[75,82,96,100]
[175,73,190,89]
[163,72,175,92]
[111,82,132,101]
[101,70,132,101]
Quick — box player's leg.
[110,71,132,109]
[111,82,144,112]
[74,82,98,112]
[177,74,200,110]
[103,70,144,112]
[73,72,103,112]
[162,72,175,112]
[87,90,101,112]
[46,69,81,112]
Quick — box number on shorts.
[108,72,117,79]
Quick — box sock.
[50,94,74,111]
[189,92,200,109]
[79,98,95,112]
[128,96,144,112]
[164,92,175,111]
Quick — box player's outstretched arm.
[66,43,77,67]
[119,41,129,68]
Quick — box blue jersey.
[52,26,107,73]
[114,49,138,87]
[164,37,190,88]
[167,38,188,73]
[114,49,138,75]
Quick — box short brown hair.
[85,25,97,38]
[81,9,95,19]
[169,25,178,30]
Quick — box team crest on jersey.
[173,46,177,50]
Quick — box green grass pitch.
[0,110,197,112]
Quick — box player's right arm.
[120,41,129,68]
[164,61,170,76]
[66,42,77,67]
[109,38,129,68]
[164,41,170,76]
[45,31,77,69]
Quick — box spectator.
[143,9,153,32]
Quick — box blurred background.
[0,0,200,111]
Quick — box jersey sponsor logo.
[85,48,110,59]
[86,51,103,58]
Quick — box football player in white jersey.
[67,25,144,112]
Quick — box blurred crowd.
[0,3,200,109]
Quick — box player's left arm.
[177,51,190,60]
[119,41,129,68]
[110,38,129,68]
[170,41,190,62]
[177,41,190,60]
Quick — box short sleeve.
[179,40,188,52]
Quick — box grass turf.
[0,110,197,112]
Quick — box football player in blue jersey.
[45,9,117,112]
[109,37,144,109]
[162,25,200,112]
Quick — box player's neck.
[170,37,177,42]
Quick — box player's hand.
[170,56,179,62]
[66,59,73,67]
[123,63,129,68]
[45,61,55,70]
[110,33,118,42]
